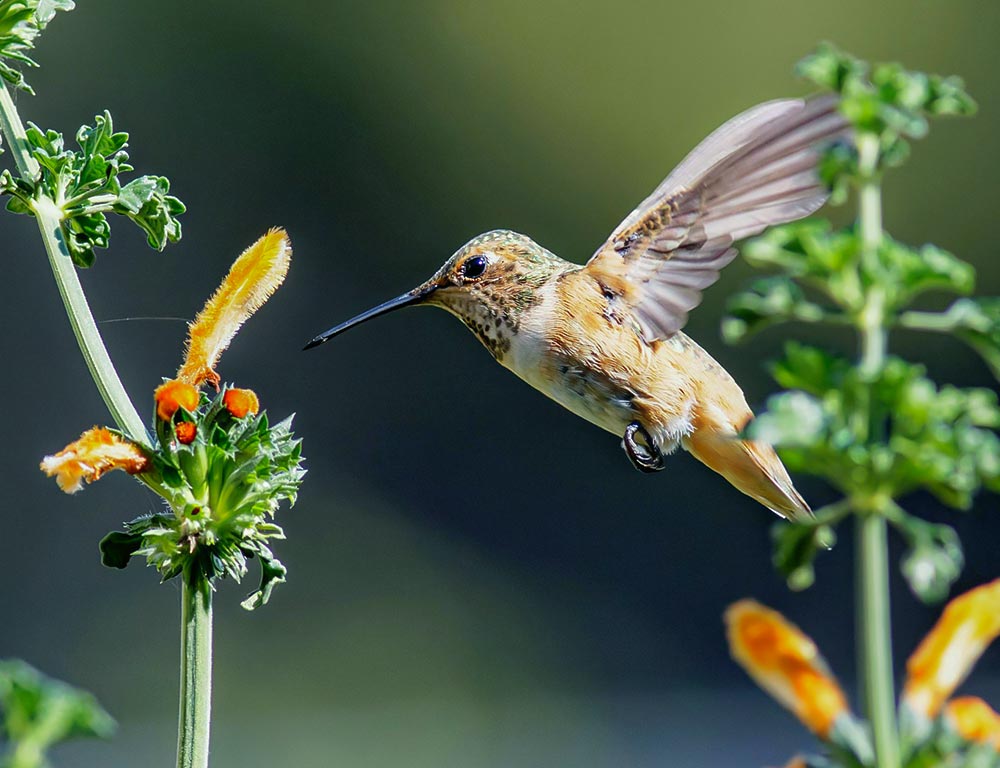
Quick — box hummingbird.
[305,95,849,520]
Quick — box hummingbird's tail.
[685,423,811,521]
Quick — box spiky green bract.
[0,111,185,267]
[0,659,114,768]
[100,387,305,611]
[0,0,74,95]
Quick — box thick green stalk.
[177,571,213,768]
[857,511,899,768]
[0,82,147,443]
[857,133,887,380]
[854,131,901,768]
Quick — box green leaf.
[115,175,185,250]
[770,343,852,396]
[746,390,827,447]
[722,278,830,343]
[771,519,837,591]
[795,42,866,93]
[0,659,114,765]
[893,514,964,603]
[240,545,287,611]
[817,141,857,205]
[743,221,864,309]
[98,530,143,569]
[943,298,1000,380]
[0,0,74,93]
[828,713,875,767]
[876,239,975,310]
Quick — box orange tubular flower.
[223,388,259,418]
[902,579,1000,719]
[176,228,291,389]
[155,379,200,421]
[946,697,1000,751]
[40,427,148,494]
[726,600,849,739]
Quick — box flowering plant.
[728,580,1000,767]
[724,44,998,768]
[0,5,305,767]
[41,230,303,610]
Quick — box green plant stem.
[0,81,147,443]
[177,571,213,768]
[857,510,900,768]
[853,130,901,768]
[857,133,887,380]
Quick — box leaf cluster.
[100,387,305,610]
[0,659,114,768]
[757,345,997,600]
[797,42,976,200]
[0,0,73,94]
[1,112,185,267]
[724,46,995,603]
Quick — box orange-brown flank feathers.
[535,268,810,520]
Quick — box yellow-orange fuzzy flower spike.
[223,387,259,418]
[902,579,1000,718]
[726,600,849,739]
[176,228,291,388]
[155,379,200,421]
[40,427,148,494]
[946,697,1000,750]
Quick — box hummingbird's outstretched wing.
[584,95,849,342]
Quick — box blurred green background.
[3,1,999,765]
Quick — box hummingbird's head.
[304,229,566,359]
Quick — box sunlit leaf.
[0,0,74,93]
[0,112,184,266]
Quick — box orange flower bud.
[174,422,197,444]
[223,388,259,418]
[155,379,199,421]
[945,697,1000,750]
[40,427,149,494]
[726,600,849,739]
[902,579,1000,719]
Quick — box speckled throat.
[428,230,570,361]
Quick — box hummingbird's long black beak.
[303,284,438,350]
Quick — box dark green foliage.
[0,660,114,768]
[0,112,185,267]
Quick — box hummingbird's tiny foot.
[623,421,665,473]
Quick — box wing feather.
[585,95,849,342]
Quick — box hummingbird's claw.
[623,421,665,474]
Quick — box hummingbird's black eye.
[461,255,488,280]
